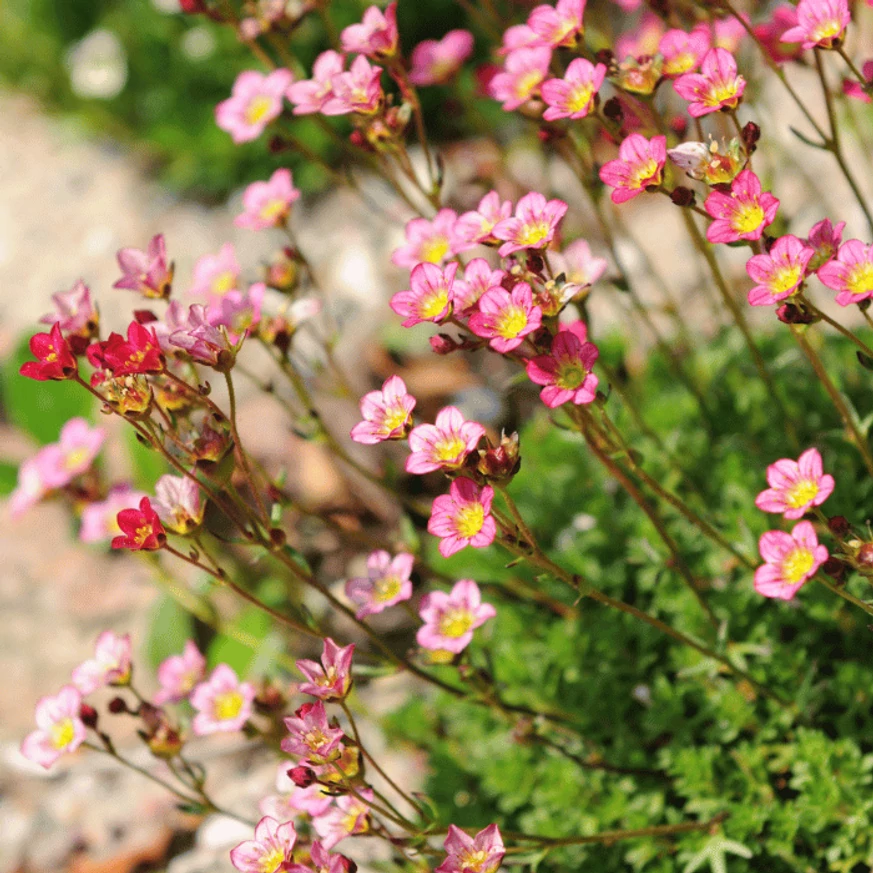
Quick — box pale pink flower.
[21,686,87,769]
[406,406,486,474]
[392,209,461,268]
[296,638,355,700]
[417,580,496,654]
[72,631,132,695]
[230,817,297,873]
[598,134,666,204]
[170,304,236,367]
[409,30,474,85]
[322,56,383,116]
[541,58,606,120]
[615,11,664,59]
[492,192,568,257]
[38,418,106,490]
[755,521,828,600]
[468,282,542,352]
[209,283,266,342]
[755,448,835,519]
[526,322,599,407]
[155,640,207,705]
[80,484,147,544]
[216,69,293,143]
[190,664,256,735]
[548,239,608,287]
[673,47,745,116]
[781,0,850,49]
[818,239,873,305]
[428,478,497,557]
[288,841,352,873]
[527,0,586,48]
[9,451,54,519]
[312,790,372,849]
[709,15,748,52]
[499,24,540,54]
[746,235,815,306]
[40,280,99,338]
[340,3,398,59]
[291,783,334,817]
[704,169,779,244]
[190,243,240,301]
[806,218,846,272]
[350,375,416,444]
[454,193,512,247]
[659,28,710,76]
[113,234,173,300]
[390,261,457,327]
[235,169,301,230]
[436,824,505,873]
[345,550,414,618]
[489,46,552,111]
[151,300,191,353]
[282,701,345,763]
[287,51,345,115]
[151,474,205,534]
[452,259,506,314]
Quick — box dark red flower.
[111,497,167,551]
[88,323,165,377]
[19,323,78,381]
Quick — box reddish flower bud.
[108,696,129,714]
[602,96,623,121]
[20,323,78,381]
[288,765,317,787]
[179,0,208,13]
[430,334,460,355]
[822,556,846,580]
[79,703,99,728]
[133,310,159,324]
[828,515,850,536]
[857,543,873,568]
[111,497,167,551]
[776,302,817,325]
[478,432,522,484]
[742,121,761,151]
[670,186,696,207]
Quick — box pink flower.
[489,46,552,111]
[454,192,512,248]
[746,235,815,306]
[235,169,301,230]
[755,520,828,600]
[350,375,416,444]
[428,478,497,557]
[493,192,568,257]
[468,282,542,353]
[436,824,505,873]
[755,448,835,519]
[818,239,873,305]
[291,783,334,817]
[282,701,345,763]
[409,30,475,85]
[754,5,804,64]
[548,239,608,287]
[527,0,586,48]
[659,28,710,76]
[541,58,606,120]
[151,301,191,353]
[80,485,147,544]
[390,261,457,327]
[598,134,666,204]
[843,61,873,102]
[40,280,99,339]
[113,235,173,300]
[345,550,414,618]
[615,11,664,59]
[312,790,372,849]
[151,474,205,535]
[190,242,240,301]
[296,638,355,700]
[155,640,207,705]
[216,69,293,143]
[806,218,846,271]
[112,497,166,551]
[406,407,486,475]
[526,322,599,407]
[72,631,132,695]
[340,3,398,59]
[287,51,345,115]
[170,304,236,367]
[288,841,352,873]
[453,259,506,314]
[190,664,256,735]
[673,47,745,117]
[499,24,540,54]
[417,579,496,654]
[392,209,461,268]
[38,418,106,490]
[21,686,87,769]
[781,0,850,49]
[9,454,52,519]
[704,169,779,244]
[230,817,297,873]
[322,56,383,116]
[209,283,266,342]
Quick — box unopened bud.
[822,557,846,581]
[478,432,521,484]
[108,697,129,715]
[288,766,317,787]
[856,543,873,568]
[602,96,623,122]
[742,121,761,152]
[670,186,696,207]
[828,515,850,536]
[79,703,99,728]
[430,334,459,355]
[776,302,816,325]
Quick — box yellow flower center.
[211,271,238,296]
[785,479,819,510]
[628,159,660,191]
[304,728,328,750]
[555,361,586,390]
[518,221,550,247]
[496,305,529,339]
[258,847,285,873]
[730,202,764,234]
[50,718,76,750]
[418,289,450,320]
[374,575,402,602]
[847,262,873,296]
[664,52,695,76]
[782,547,815,585]
[259,199,289,223]
[65,447,90,471]
[214,690,244,721]
[515,69,544,100]
[245,95,275,125]
[705,81,740,108]
[420,237,450,263]
[455,503,485,538]
[381,406,410,432]
[459,849,492,872]
[812,19,842,44]
[770,264,803,295]
[438,607,474,638]
[567,83,595,114]
[434,435,467,463]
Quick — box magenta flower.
[453,259,506,314]
[406,406,486,475]
[755,448,835,519]
[235,169,301,231]
[154,640,207,705]
[40,280,99,339]
[527,0,586,48]
[392,209,461,268]
[282,701,346,763]
[548,239,608,287]
[390,261,457,327]
[746,235,815,306]
[428,478,497,557]
[151,474,205,534]
[843,61,873,103]
[216,69,293,143]
[704,169,779,244]
[350,375,416,444]
[190,242,240,301]
[499,24,540,54]
[340,3,398,59]
[190,664,256,735]
[170,304,236,367]
[659,28,710,76]
[818,239,873,305]
[210,282,266,342]
[468,282,542,353]
[541,58,606,120]
[113,234,173,300]
[38,418,106,490]
[492,192,568,256]
[526,322,599,407]
[287,51,345,115]
[288,841,352,873]
[436,824,505,873]
[781,0,849,49]
[755,520,828,600]
[409,30,474,86]
[322,56,383,116]
[345,550,414,618]
[454,192,513,247]
[417,579,496,654]
[598,134,667,204]
[296,638,355,701]
[230,817,297,873]
[72,631,132,695]
[313,790,373,849]
[489,46,552,111]
[673,48,746,116]
[21,686,87,769]
[806,218,846,272]
[79,485,147,544]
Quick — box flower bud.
[670,186,696,207]
[602,96,623,122]
[288,765,317,787]
[430,334,459,355]
[856,543,873,568]
[776,302,817,325]
[108,696,129,714]
[828,515,850,536]
[79,703,99,728]
[478,432,521,484]
[822,556,846,581]
[742,121,761,151]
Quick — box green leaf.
[207,606,272,676]
[145,594,196,670]
[0,461,19,495]
[123,425,169,489]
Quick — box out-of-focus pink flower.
[190,243,241,302]
[287,51,345,115]
[38,418,106,490]
[615,11,664,59]
[390,261,457,327]
[417,579,495,654]
[291,783,334,817]
[406,407,486,475]
[541,58,605,120]
[345,550,414,618]
[755,520,828,600]
[659,28,710,76]
[322,56,383,116]
[599,134,666,204]
[340,3,398,59]
[493,192,568,257]
[350,375,416,444]
[282,701,345,763]
[527,0,586,48]
[288,841,353,873]
[454,193,512,248]
[806,218,846,272]
[673,47,745,116]
[296,638,355,700]
[190,664,256,735]
[548,239,608,287]
[312,790,372,849]
[21,686,87,769]
[80,485,147,544]
[499,24,540,55]
[489,46,552,111]
[209,283,266,342]
[151,474,205,535]
[704,169,779,244]
[216,69,293,143]
[155,640,207,705]
[40,280,99,339]
[468,282,542,353]
[746,235,815,306]
[452,259,506,314]
[843,61,873,102]
[113,235,173,299]
[755,448,834,519]
[781,0,849,49]
[754,5,803,63]
[526,322,599,407]
[392,209,461,267]
[230,817,298,873]
[235,169,301,231]
[9,454,52,519]
[170,304,236,368]
[72,631,132,695]
[436,824,505,873]
[409,30,474,85]
[428,477,496,557]
[818,239,873,306]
